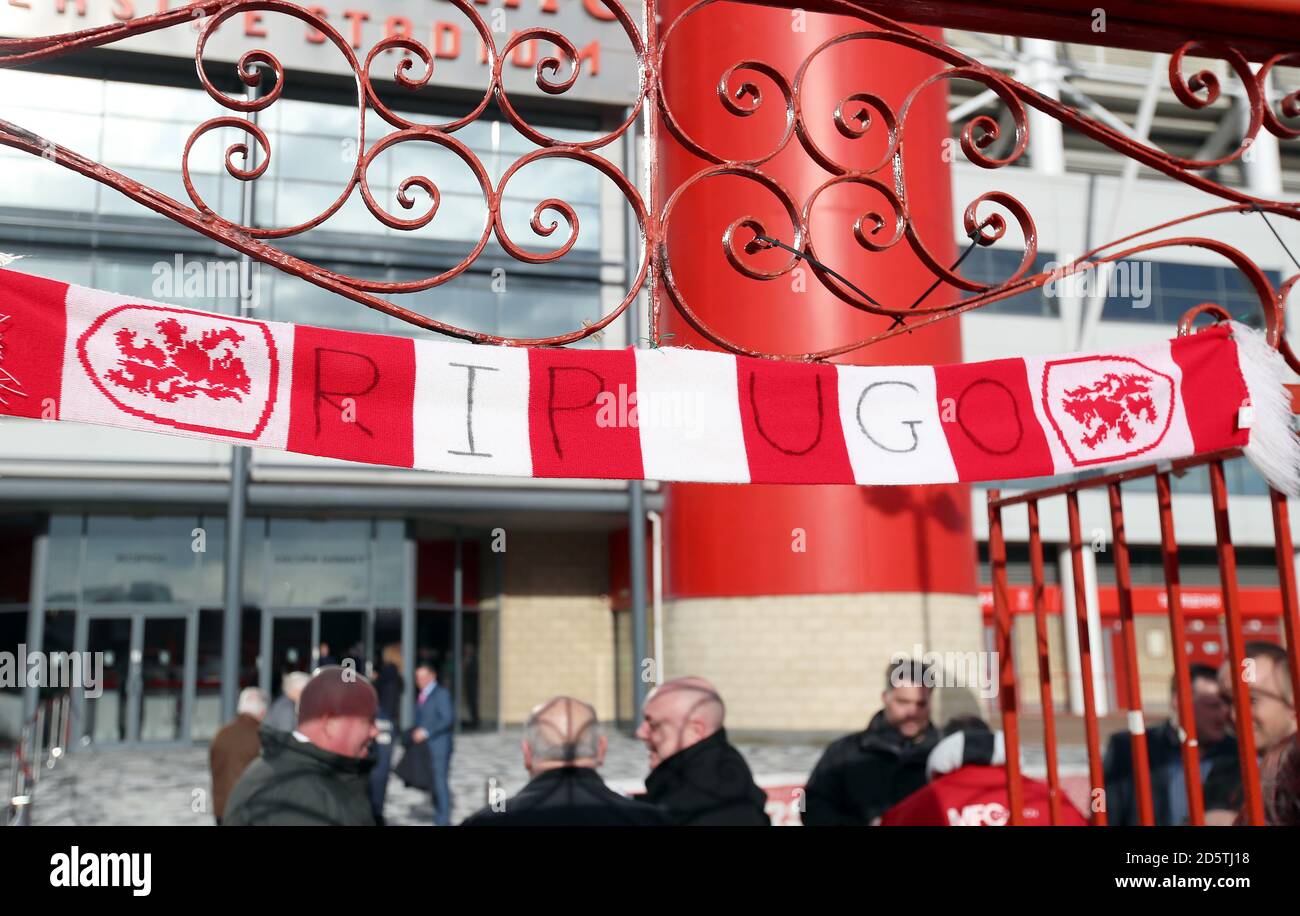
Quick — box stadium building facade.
[0,2,1297,746]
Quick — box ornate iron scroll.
[1,0,1298,360]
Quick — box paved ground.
[7,724,1095,826]
[10,730,828,826]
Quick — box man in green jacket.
[223,666,380,826]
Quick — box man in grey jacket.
[264,671,311,732]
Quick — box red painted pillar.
[656,2,977,600]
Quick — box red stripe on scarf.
[935,357,1055,482]
[527,347,644,479]
[1171,325,1251,455]
[734,356,854,484]
[288,325,416,468]
[0,268,68,421]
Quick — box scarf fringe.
[1232,321,1300,497]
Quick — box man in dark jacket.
[223,666,379,826]
[209,687,268,825]
[802,658,940,825]
[464,695,669,826]
[1104,664,1236,825]
[636,676,769,826]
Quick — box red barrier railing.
[987,444,1300,826]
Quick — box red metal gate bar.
[1107,481,1156,825]
[1155,469,1207,826]
[987,489,1027,826]
[1268,488,1300,740]
[1026,499,1063,825]
[1065,490,1108,825]
[1208,459,1266,825]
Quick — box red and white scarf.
[1,268,1295,494]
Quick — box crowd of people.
[1103,641,1298,826]
[205,649,1299,826]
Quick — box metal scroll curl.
[0,0,650,347]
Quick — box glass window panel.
[0,71,104,115]
[101,117,199,171]
[82,516,203,604]
[382,139,487,198]
[103,81,224,121]
[4,108,103,155]
[193,609,224,741]
[270,131,358,184]
[0,157,98,213]
[1153,261,1210,294]
[278,97,365,136]
[264,518,370,607]
[372,520,407,608]
[45,515,83,607]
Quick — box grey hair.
[237,686,269,717]
[524,700,601,764]
[281,671,312,697]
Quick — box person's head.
[635,676,725,770]
[1261,736,1300,826]
[237,686,269,721]
[883,659,934,740]
[415,663,437,690]
[281,671,311,704]
[381,643,402,672]
[318,642,331,658]
[1173,664,1230,744]
[1244,643,1294,752]
[1219,643,1295,752]
[295,666,379,759]
[522,696,605,777]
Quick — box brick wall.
[660,592,984,734]
[498,530,616,724]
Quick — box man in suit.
[209,686,268,825]
[413,662,454,826]
[463,695,669,826]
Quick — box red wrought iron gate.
[987,438,1300,825]
[2,0,1299,825]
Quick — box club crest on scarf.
[77,305,280,439]
[1041,355,1175,466]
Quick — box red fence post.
[1027,499,1063,825]
[1208,460,1265,825]
[1107,482,1155,825]
[1066,491,1107,825]
[1155,470,1206,825]
[987,490,1026,825]
[1269,488,1300,741]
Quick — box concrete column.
[1058,544,1109,717]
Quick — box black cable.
[753,229,984,332]
[752,235,883,308]
[888,228,984,329]
[1249,203,1300,275]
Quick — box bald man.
[463,696,669,826]
[636,677,769,826]
[223,666,379,826]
